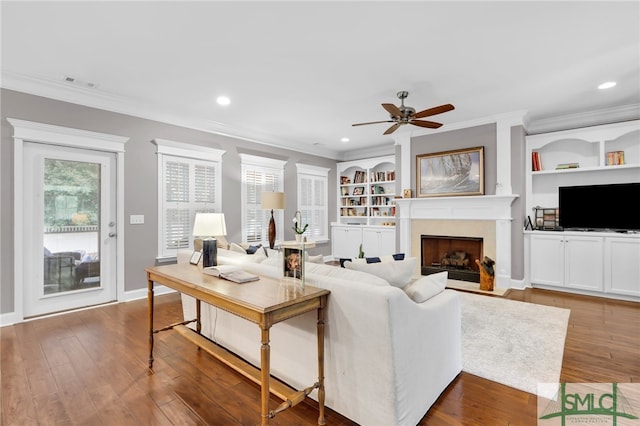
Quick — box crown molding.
[1,71,342,159]
[524,104,640,135]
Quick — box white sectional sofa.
[178,248,461,426]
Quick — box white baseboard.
[0,285,177,327]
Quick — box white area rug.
[461,292,570,396]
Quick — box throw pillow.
[246,244,262,254]
[344,257,417,288]
[379,253,405,263]
[404,271,448,303]
[229,243,246,254]
[306,254,324,264]
[264,247,279,258]
[216,235,230,250]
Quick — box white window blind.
[240,154,286,244]
[297,164,329,241]
[154,139,225,260]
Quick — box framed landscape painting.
[417,146,484,197]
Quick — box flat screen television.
[558,182,640,231]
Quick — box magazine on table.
[219,270,260,283]
[202,264,240,277]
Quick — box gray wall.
[1,88,527,315]
[408,123,526,281]
[1,89,337,314]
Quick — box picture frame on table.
[353,186,364,196]
[189,250,202,265]
[416,146,484,197]
[283,247,303,279]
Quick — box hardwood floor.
[1,288,638,425]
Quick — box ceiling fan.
[352,91,455,135]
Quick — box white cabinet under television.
[525,120,640,300]
[530,232,604,292]
[529,231,639,298]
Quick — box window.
[154,139,225,260]
[240,154,286,244]
[297,163,329,241]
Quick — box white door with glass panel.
[23,142,117,317]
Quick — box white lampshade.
[192,213,227,237]
[261,191,285,210]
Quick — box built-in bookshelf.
[526,120,640,216]
[336,155,397,226]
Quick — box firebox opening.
[421,235,483,283]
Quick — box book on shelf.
[370,170,395,182]
[606,150,625,165]
[352,170,367,183]
[532,151,542,171]
[556,163,579,170]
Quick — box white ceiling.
[2,1,639,160]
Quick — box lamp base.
[202,238,218,267]
[268,209,276,249]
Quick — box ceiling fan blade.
[413,104,455,119]
[410,120,443,129]
[352,120,395,127]
[383,123,402,135]
[382,103,403,118]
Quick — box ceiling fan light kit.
[352,90,455,135]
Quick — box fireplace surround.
[396,195,517,289]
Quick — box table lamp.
[193,213,227,267]
[261,191,285,249]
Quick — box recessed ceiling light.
[598,81,616,90]
[216,96,230,106]
[341,137,350,142]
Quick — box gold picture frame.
[416,146,484,197]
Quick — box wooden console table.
[146,263,329,425]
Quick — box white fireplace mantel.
[396,194,519,289]
[395,195,517,221]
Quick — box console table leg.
[147,275,154,369]
[317,297,327,425]
[260,327,271,425]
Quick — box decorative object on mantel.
[403,188,412,198]
[292,210,308,242]
[475,256,495,291]
[416,146,484,197]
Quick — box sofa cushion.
[344,257,417,288]
[306,254,324,264]
[304,262,389,286]
[404,271,448,303]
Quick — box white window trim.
[296,163,330,242]
[153,139,225,262]
[240,154,286,245]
